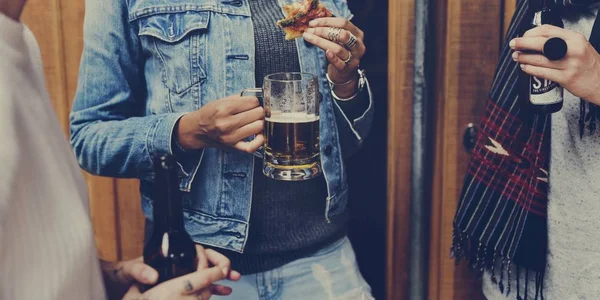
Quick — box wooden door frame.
[387,1,517,299]
[386,0,415,299]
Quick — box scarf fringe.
[579,100,600,138]
[452,228,545,300]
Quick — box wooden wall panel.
[504,0,518,36]
[22,0,143,262]
[59,0,85,105]
[21,0,68,135]
[116,179,144,260]
[427,0,449,297]
[428,1,504,300]
[87,176,120,261]
[386,0,415,299]
[387,0,514,299]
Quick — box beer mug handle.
[240,88,265,158]
[240,88,263,104]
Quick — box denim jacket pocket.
[134,11,209,99]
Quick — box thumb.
[119,258,159,285]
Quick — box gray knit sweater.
[220,0,349,275]
[483,7,600,299]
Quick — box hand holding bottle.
[122,245,241,300]
[511,24,600,106]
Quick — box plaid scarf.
[451,1,600,299]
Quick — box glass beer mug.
[242,72,321,181]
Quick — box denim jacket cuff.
[170,115,204,178]
[171,116,190,156]
[148,113,203,181]
[147,112,186,160]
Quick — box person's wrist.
[173,115,192,152]
[327,70,359,99]
[333,78,359,99]
[176,113,208,150]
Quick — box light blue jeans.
[214,237,374,300]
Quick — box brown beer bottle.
[519,0,565,114]
[143,155,197,289]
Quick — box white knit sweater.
[0,13,106,299]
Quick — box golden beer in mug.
[242,72,321,181]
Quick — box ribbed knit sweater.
[221,0,349,275]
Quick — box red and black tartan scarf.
[452,0,600,299]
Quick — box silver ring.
[344,33,358,49]
[327,27,342,43]
[327,27,335,41]
[342,51,353,64]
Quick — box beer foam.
[266,112,319,123]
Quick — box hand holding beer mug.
[242,72,322,181]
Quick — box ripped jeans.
[213,237,374,300]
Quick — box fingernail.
[309,20,317,27]
[143,269,157,282]
[303,31,312,38]
[512,51,519,60]
[520,64,526,69]
[306,28,314,34]
[222,267,229,277]
[326,50,335,59]
[509,39,516,47]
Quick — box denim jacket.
[70,0,373,252]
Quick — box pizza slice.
[276,0,333,40]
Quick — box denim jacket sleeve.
[329,0,374,158]
[69,0,183,181]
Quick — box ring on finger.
[344,33,358,49]
[342,51,353,64]
[327,27,342,43]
